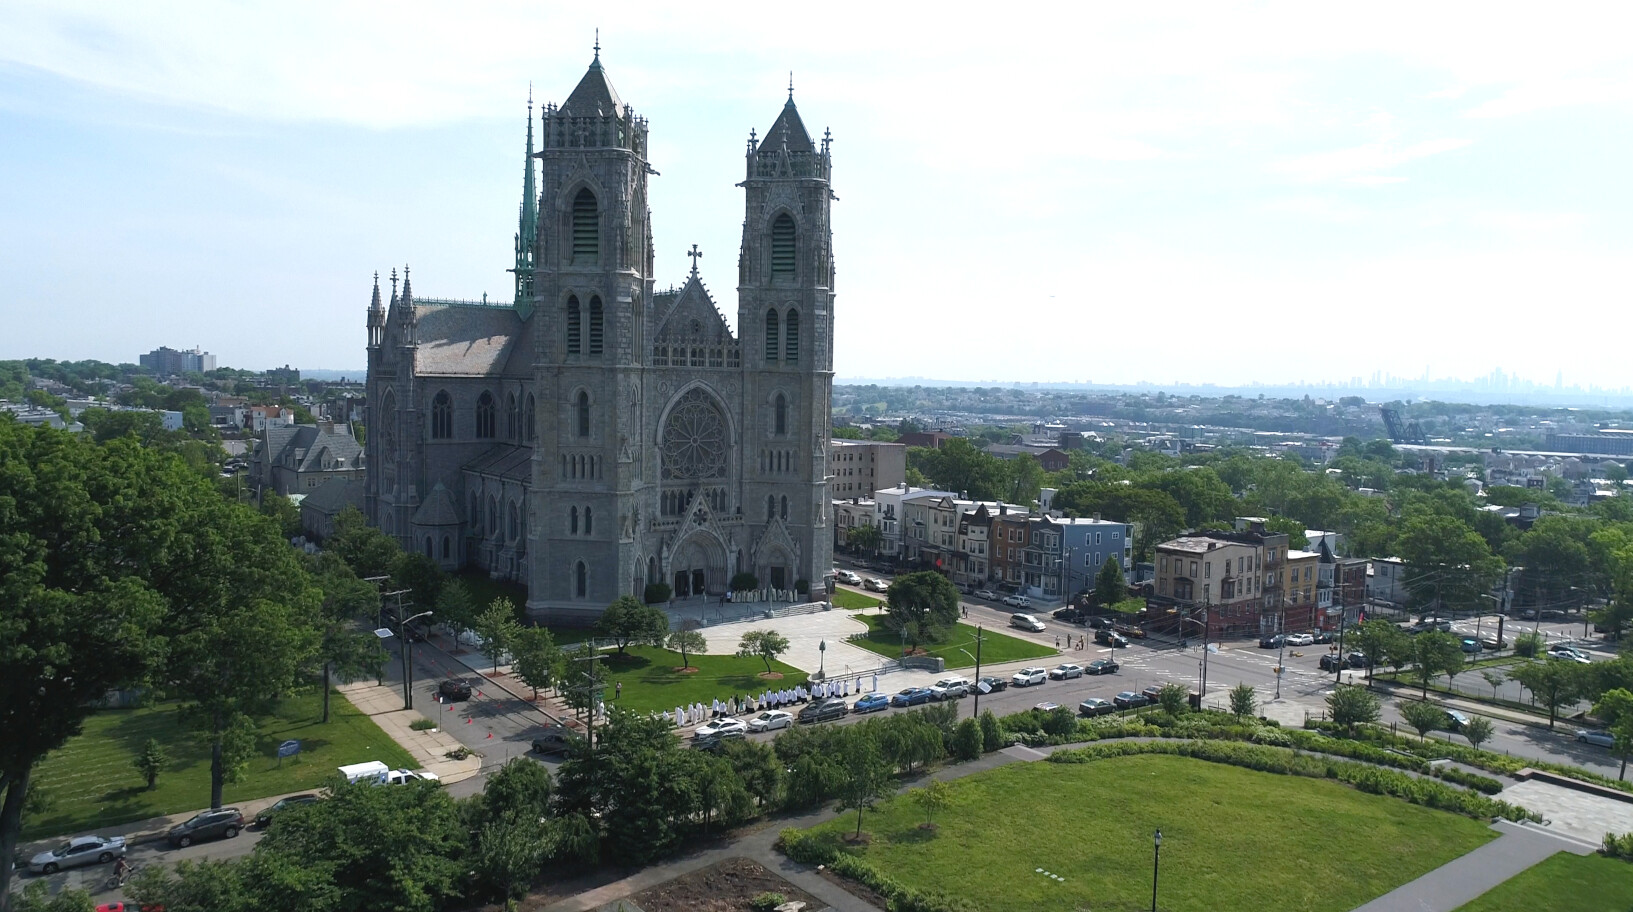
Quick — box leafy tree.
[472,597,522,673]
[593,595,669,655]
[1410,632,1465,699]
[979,709,1004,752]
[1229,683,1257,721]
[510,625,561,701]
[1394,514,1504,614]
[1592,688,1633,780]
[134,738,167,791]
[469,817,547,902]
[1513,631,1545,658]
[1093,555,1126,608]
[1349,620,1400,683]
[667,629,707,670]
[10,881,97,912]
[433,580,477,641]
[325,505,401,580]
[1398,699,1447,741]
[883,570,961,650]
[737,629,791,674]
[912,779,953,828]
[1462,716,1495,751]
[1157,683,1190,716]
[555,708,697,865]
[1262,516,1309,550]
[719,738,784,809]
[848,523,883,555]
[390,552,445,613]
[731,572,760,592]
[1327,685,1381,734]
[309,552,385,723]
[1481,670,1506,701]
[951,717,983,761]
[835,727,893,840]
[643,581,672,604]
[1509,659,1587,730]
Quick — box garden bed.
[627,856,821,912]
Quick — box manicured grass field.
[804,754,1496,912]
[599,645,809,715]
[830,588,883,611]
[1453,852,1633,912]
[847,614,1055,668]
[25,691,414,839]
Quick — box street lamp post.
[1151,828,1162,912]
[1274,597,1289,700]
[819,639,826,679]
[399,609,434,711]
[958,625,985,718]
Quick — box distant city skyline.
[2,4,1630,389]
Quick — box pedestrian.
[615,680,622,699]
[1055,635,1061,649]
[962,605,968,618]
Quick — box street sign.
[977,680,992,694]
[277,739,301,758]
[374,627,395,639]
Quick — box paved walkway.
[1351,819,1595,912]
[336,680,484,784]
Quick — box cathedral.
[364,49,836,622]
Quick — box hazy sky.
[2,3,1630,388]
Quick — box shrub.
[795,578,809,594]
[1157,683,1190,717]
[1603,831,1633,860]
[409,718,437,731]
[750,892,787,911]
[979,710,1003,753]
[643,582,672,604]
[731,572,760,592]
[1042,706,1078,737]
[951,718,983,762]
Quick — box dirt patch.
[843,832,872,846]
[674,667,700,674]
[757,671,785,680]
[818,864,890,910]
[627,856,820,912]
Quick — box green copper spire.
[513,89,538,316]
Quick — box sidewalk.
[1350,819,1595,912]
[1369,678,1576,732]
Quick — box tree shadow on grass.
[603,653,655,674]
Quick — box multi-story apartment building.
[953,504,992,588]
[1284,549,1320,631]
[833,498,877,551]
[1055,517,1135,601]
[1154,535,1264,637]
[828,439,906,500]
[990,509,1030,590]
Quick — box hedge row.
[1604,831,1633,861]
[779,828,976,912]
[1046,739,1537,822]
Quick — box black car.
[1095,629,1129,648]
[797,697,849,723]
[974,676,1010,693]
[1347,651,1371,668]
[1318,653,1345,672]
[253,794,320,828]
[1312,631,1335,644]
[438,678,473,701]
[1053,606,1087,624]
[1078,697,1117,717]
[1087,615,1112,629]
[1085,658,1120,675]
[1113,691,1150,709]
[1258,635,1284,649]
[167,807,244,847]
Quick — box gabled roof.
[463,444,532,483]
[410,481,461,528]
[766,100,814,154]
[302,477,364,516]
[654,272,734,343]
[412,303,524,377]
[563,58,623,116]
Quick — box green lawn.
[804,754,1496,912]
[1453,852,1633,912]
[600,645,809,715]
[830,588,883,611]
[25,691,414,839]
[847,615,1056,668]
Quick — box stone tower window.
[475,391,496,438]
[766,495,775,521]
[525,393,536,441]
[784,309,799,363]
[764,309,779,362]
[566,296,581,354]
[780,495,789,521]
[571,506,578,534]
[771,213,795,277]
[575,560,588,597]
[506,392,518,439]
[589,296,604,355]
[585,506,593,535]
[774,393,787,436]
[575,391,591,438]
[431,390,452,439]
[572,189,598,266]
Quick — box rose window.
[661,389,728,480]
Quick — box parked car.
[438,678,473,701]
[385,768,441,786]
[253,793,320,828]
[1461,638,1482,654]
[1284,633,1315,647]
[1140,685,1165,702]
[1049,663,1084,680]
[1577,729,1617,748]
[1088,615,1113,628]
[974,589,999,601]
[1003,594,1032,609]
[1442,709,1471,730]
[530,724,577,755]
[1085,658,1120,675]
[1347,651,1371,668]
[835,569,862,585]
[1312,631,1335,644]
[692,718,748,740]
[1011,667,1048,687]
[747,710,794,732]
[1518,608,1538,620]
[1480,635,1508,650]
[1053,606,1087,624]
[863,578,889,592]
[1549,645,1592,664]
[1034,702,1061,712]
[1095,629,1129,648]
[1010,613,1046,633]
[890,687,935,707]
[1319,653,1345,672]
[1113,691,1149,709]
[1258,635,1284,649]
[1112,622,1147,639]
[29,835,126,874]
[853,692,891,713]
[1078,697,1117,717]
[798,697,849,723]
[973,676,1010,693]
[930,677,971,699]
[167,807,244,847]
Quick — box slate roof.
[563,58,623,116]
[766,100,814,153]
[301,477,363,516]
[464,444,532,483]
[410,481,461,528]
[655,273,734,342]
[263,424,364,472]
[412,302,524,377]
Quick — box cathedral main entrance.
[670,534,726,598]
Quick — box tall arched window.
[475,391,496,438]
[785,309,799,363]
[424,537,433,558]
[584,506,593,535]
[441,535,451,559]
[566,296,581,354]
[764,309,779,362]
[774,393,787,436]
[570,506,578,535]
[575,391,590,438]
[771,213,796,277]
[506,392,517,439]
[575,561,588,597]
[508,501,519,542]
[525,394,536,441]
[766,495,776,521]
[431,390,452,439]
[572,189,598,266]
[588,297,604,355]
[488,495,499,536]
[780,496,789,521]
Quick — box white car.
[747,710,794,732]
[385,768,441,786]
[863,578,889,592]
[1003,594,1032,609]
[1549,645,1591,664]
[835,569,862,585]
[1048,663,1084,680]
[693,717,749,739]
[974,589,999,600]
[930,676,971,699]
[1011,667,1048,687]
[1284,633,1316,647]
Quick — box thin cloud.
[1271,137,1471,183]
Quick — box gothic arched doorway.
[670,533,727,599]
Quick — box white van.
[1010,613,1046,633]
[337,760,389,784]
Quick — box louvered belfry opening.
[784,309,799,363]
[566,296,582,353]
[770,213,795,277]
[572,188,598,266]
[764,308,779,361]
[588,296,604,355]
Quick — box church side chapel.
[365,44,836,621]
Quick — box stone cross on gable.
[687,244,702,275]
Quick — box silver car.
[29,835,126,874]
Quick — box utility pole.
[363,576,391,685]
[569,649,607,749]
[1274,596,1288,700]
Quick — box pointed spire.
[594,28,600,62]
[370,271,382,311]
[788,71,794,102]
[389,267,399,306]
[401,265,412,302]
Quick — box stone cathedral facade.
[364,52,835,621]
